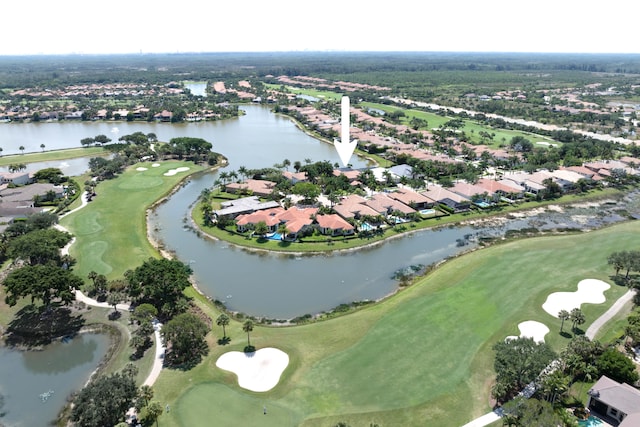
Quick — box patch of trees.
[125,258,192,319]
[88,155,127,180]
[607,250,640,286]
[70,366,139,427]
[161,312,209,368]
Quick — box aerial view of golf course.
[1,13,640,427]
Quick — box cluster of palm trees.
[216,313,255,350]
[558,308,586,334]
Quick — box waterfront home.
[0,171,32,186]
[276,207,318,239]
[386,187,433,209]
[449,181,494,203]
[586,376,640,426]
[213,196,280,220]
[225,179,276,197]
[333,194,382,220]
[364,193,416,217]
[476,178,525,200]
[315,214,355,236]
[235,207,285,233]
[421,186,471,212]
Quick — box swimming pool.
[267,232,283,241]
[578,415,603,426]
[419,209,436,215]
[359,222,373,231]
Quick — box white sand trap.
[216,347,289,392]
[163,166,190,176]
[542,279,610,318]
[506,321,550,343]
[152,163,160,167]
[136,167,148,171]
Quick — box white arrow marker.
[334,95,357,167]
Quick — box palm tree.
[243,319,254,347]
[277,223,288,240]
[558,310,570,333]
[0,147,4,156]
[216,313,230,339]
[19,145,24,154]
[570,308,586,332]
[40,143,45,152]
[139,385,154,407]
[146,401,163,427]
[238,165,248,181]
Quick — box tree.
[216,313,230,339]
[558,309,570,334]
[145,401,163,427]
[161,312,209,368]
[492,337,557,402]
[125,258,192,318]
[596,347,639,384]
[243,319,254,348]
[253,221,269,237]
[107,291,125,313]
[3,264,82,309]
[19,145,24,154]
[40,143,45,152]
[8,227,72,266]
[132,303,158,325]
[70,371,138,427]
[139,385,154,407]
[570,307,586,332]
[608,251,626,277]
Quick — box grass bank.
[0,147,106,167]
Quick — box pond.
[0,333,110,426]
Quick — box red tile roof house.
[586,376,640,426]
[333,194,382,221]
[449,181,495,204]
[421,185,471,212]
[213,196,280,220]
[315,214,355,236]
[225,179,277,197]
[235,206,318,240]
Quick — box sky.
[3,0,638,56]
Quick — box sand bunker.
[506,321,550,343]
[136,167,148,171]
[216,347,289,392]
[152,163,160,167]
[542,279,610,318]
[163,166,190,176]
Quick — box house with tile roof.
[333,194,382,220]
[225,179,277,197]
[365,193,416,217]
[421,186,471,212]
[315,214,355,236]
[386,187,433,209]
[586,376,640,426]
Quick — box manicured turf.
[154,220,639,427]
[60,161,204,281]
[0,147,106,166]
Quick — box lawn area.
[359,101,559,148]
[0,147,106,166]
[153,220,639,427]
[264,83,343,101]
[59,160,205,282]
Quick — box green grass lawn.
[60,160,205,282]
[152,220,639,427]
[359,101,558,148]
[0,147,106,167]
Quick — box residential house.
[364,193,416,217]
[449,181,494,203]
[388,164,413,182]
[235,207,285,233]
[225,179,277,197]
[0,171,32,186]
[213,196,280,220]
[549,169,585,190]
[154,110,173,122]
[476,178,525,200]
[333,194,382,220]
[282,170,308,184]
[421,185,471,212]
[586,376,640,426]
[276,207,318,239]
[386,187,434,209]
[315,214,355,236]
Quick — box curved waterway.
[2,106,639,320]
[0,333,109,427]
